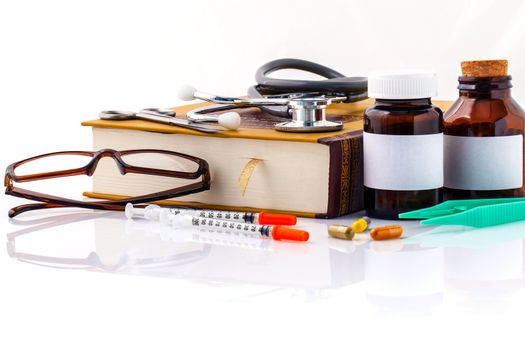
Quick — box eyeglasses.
[4,149,211,217]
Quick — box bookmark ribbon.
[238,158,263,196]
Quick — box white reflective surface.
[3,196,525,349]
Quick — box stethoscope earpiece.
[178,84,198,102]
[217,112,241,130]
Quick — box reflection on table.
[6,210,525,311]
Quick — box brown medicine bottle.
[364,71,443,219]
[443,60,525,199]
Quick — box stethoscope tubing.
[248,58,368,117]
[254,58,367,96]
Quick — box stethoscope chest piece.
[274,98,343,133]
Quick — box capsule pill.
[370,225,403,240]
[351,216,371,233]
[328,225,355,240]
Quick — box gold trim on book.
[82,118,365,143]
[83,191,318,218]
[339,139,350,215]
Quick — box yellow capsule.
[351,216,371,233]
[370,225,403,241]
[328,225,355,240]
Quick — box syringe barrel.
[188,216,270,237]
[166,208,296,226]
[169,208,256,223]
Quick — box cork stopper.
[461,60,508,77]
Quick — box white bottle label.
[364,132,444,191]
[444,134,523,190]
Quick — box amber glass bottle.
[443,60,525,199]
[364,71,443,219]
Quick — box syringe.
[168,214,309,242]
[125,217,278,251]
[125,203,297,226]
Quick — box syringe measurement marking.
[170,208,254,223]
[191,217,271,237]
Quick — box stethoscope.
[100,59,368,133]
[181,58,367,132]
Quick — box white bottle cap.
[367,70,438,99]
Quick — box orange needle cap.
[271,226,309,242]
[258,212,297,226]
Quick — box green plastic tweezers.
[399,197,525,227]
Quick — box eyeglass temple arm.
[7,180,210,217]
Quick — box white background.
[2,1,525,349]
[2,0,525,162]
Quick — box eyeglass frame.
[4,148,211,217]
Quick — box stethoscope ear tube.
[247,85,290,118]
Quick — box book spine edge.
[319,131,363,218]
